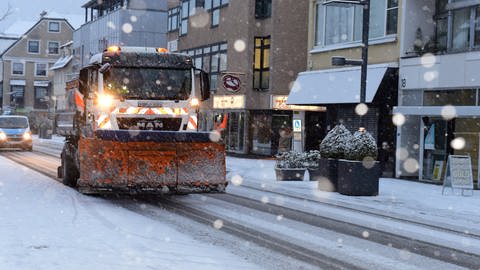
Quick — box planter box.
[337,159,380,196]
[275,168,306,181]
[309,158,338,192]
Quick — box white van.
[0,116,33,151]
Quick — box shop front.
[396,52,480,187]
[211,94,248,154]
[394,105,480,186]
[287,64,398,167]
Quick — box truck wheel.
[62,151,79,187]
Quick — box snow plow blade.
[77,130,226,194]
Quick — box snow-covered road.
[0,136,479,269]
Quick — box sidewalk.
[226,156,480,235]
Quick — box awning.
[287,64,395,105]
[50,55,73,70]
[10,79,26,86]
[34,80,50,87]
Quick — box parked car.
[0,116,33,151]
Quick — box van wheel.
[62,151,79,187]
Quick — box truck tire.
[62,151,79,187]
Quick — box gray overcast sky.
[0,0,84,33]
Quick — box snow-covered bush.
[304,150,321,168]
[345,129,378,161]
[275,151,307,169]
[319,124,353,159]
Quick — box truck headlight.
[0,132,6,141]
[23,132,32,140]
[97,93,115,110]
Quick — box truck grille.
[117,118,182,131]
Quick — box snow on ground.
[226,157,480,235]
[0,156,262,270]
[18,136,480,268]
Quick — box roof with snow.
[0,36,18,54]
[50,55,73,70]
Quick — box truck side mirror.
[200,70,210,101]
[99,63,111,74]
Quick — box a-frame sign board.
[442,155,474,196]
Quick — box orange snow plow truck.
[56,46,226,194]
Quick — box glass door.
[422,118,448,181]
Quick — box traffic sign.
[293,119,301,132]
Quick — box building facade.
[167,0,309,155]
[50,41,76,112]
[287,0,401,175]
[0,35,18,112]
[74,0,169,67]
[394,0,480,187]
[0,17,73,128]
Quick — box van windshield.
[0,117,29,129]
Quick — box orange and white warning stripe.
[96,114,112,129]
[187,115,198,130]
[113,107,189,116]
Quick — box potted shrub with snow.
[317,124,353,191]
[275,151,307,181]
[304,150,322,181]
[337,129,380,196]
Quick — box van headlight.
[0,132,6,141]
[23,132,32,140]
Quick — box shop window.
[251,113,272,155]
[423,89,476,106]
[253,36,270,91]
[34,87,49,109]
[10,85,25,108]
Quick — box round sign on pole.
[222,74,241,93]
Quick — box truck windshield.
[0,117,29,129]
[104,68,192,100]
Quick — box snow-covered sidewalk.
[226,157,480,235]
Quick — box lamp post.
[324,0,370,129]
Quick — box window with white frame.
[35,63,48,77]
[12,62,24,75]
[48,21,60,32]
[315,0,398,48]
[28,40,40,53]
[48,41,59,54]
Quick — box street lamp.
[324,0,370,129]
